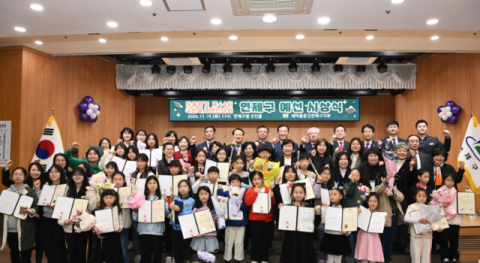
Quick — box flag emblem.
[31,114,64,171]
[35,140,55,159]
[458,114,480,194]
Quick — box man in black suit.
[272,124,299,160]
[379,120,406,151]
[196,126,216,157]
[300,127,320,154]
[255,125,274,149]
[226,128,246,158]
[361,124,379,152]
[407,134,434,177]
[330,125,349,154]
[415,119,451,154]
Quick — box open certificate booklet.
[357,206,387,233]
[204,159,230,183]
[278,206,316,232]
[138,199,165,223]
[252,192,271,214]
[178,209,216,239]
[325,207,358,232]
[52,196,89,220]
[139,148,163,167]
[37,184,67,206]
[111,156,137,177]
[95,207,120,233]
[0,190,34,220]
[158,175,188,197]
[113,187,132,209]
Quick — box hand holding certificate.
[138,199,165,223]
[252,192,271,214]
[357,206,387,233]
[37,184,67,206]
[95,207,120,233]
[178,209,216,239]
[278,206,316,232]
[325,207,358,232]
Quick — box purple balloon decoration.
[78,102,88,112]
[97,104,100,111]
[437,106,443,113]
[80,113,89,122]
[441,117,448,123]
[89,116,97,123]
[445,101,456,108]
[83,96,94,104]
[448,116,458,124]
[451,105,462,115]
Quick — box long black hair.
[27,162,44,188]
[144,176,162,199]
[346,137,365,162]
[319,167,335,189]
[120,127,134,141]
[127,145,139,161]
[194,186,215,210]
[177,179,193,198]
[165,131,179,146]
[365,193,380,210]
[67,167,89,197]
[134,129,147,145]
[105,161,120,177]
[242,141,258,159]
[214,147,229,163]
[146,133,159,150]
[99,138,112,149]
[112,171,127,187]
[178,136,191,151]
[76,162,92,179]
[46,165,68,185]
[281,165,299,184]
[114,143,128,159]
[99,189,122,212]
[329,188,346,208]
[133,153,150,178]
[194,150,208,173]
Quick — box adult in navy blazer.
[299,127,320,154]
[407,135,434,176]
[379,120,406,151]
[429,147,465,190]
[196,125,216,157]
[272,124,299,159]
[255,125,275,150]
[226,128,246,159]
[361,124,380,152]
[415,119,451,154]
[330,125,349,155]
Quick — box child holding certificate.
[191,186,219,253]
[134,129,147,150]
[297,153,317,179]
[96,189,124,263]
[133,176,165,263]
[244,171,276,263]
[41,165,68,263]
[278,183,322,263]
[320,188,351,263]
[191,150,207,181]
[112,172,133,263]
[0,166,38,263]
[217,174,249,263]
[229,156,252,189]
[127,145,139,161]
[193,166,221,194]
[354,193,385,263]
[313,167,334,263]
[130,154,154,182]
[99,144,128,171]
[104,161,120,182]
[409,169,432,205]
[214,147,229,163]
[166,180,196,263]
[60,167,98,263]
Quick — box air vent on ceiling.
[163,0,205,11]
[162,57,202,66]
[231,0,313,16]
[336,57,378,65]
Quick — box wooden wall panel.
[135,95,396,147]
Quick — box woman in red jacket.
[173,136,196,165]
[245,171,276,263]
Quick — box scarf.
[434,163,443,186]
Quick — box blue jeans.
[346,231,359,263]
[380,214,398,262]
[132,221,141,256]
[120,228,130,263]
[316,230,327,260]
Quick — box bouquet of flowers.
[382,150,398,194]
[358,185,371,196]
[212,196,228,229]
[20,207,40,219]
[96,181,114,198]
[197,251,216,263]
[71,210,96,233]
[125,191,146,209]
[89,172,106,188]
[228,186,246,216]
[430,185,457,220]
[253,157,280,187]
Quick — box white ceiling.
[1,0,479,38]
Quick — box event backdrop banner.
[169,99,360,122]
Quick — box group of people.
[0,119,470,263]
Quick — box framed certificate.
[357,206,387,233]
[52,196,89,220]
[37,184,67,206]
[457,192,475,215]
[325,207,358,232]
[95,207,120,233]
[114,187,132,209]
[138,199,165,223]
[178,209,216,239]
[278,206,316,233]
[0,190,20,215]
[252,192,271,214]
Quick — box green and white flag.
[458,114,480,194]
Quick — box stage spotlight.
[183,66,193,74]
[356,65,366,73]
[167,66,176,74]
[377,59,388,73]
[202,59,211,73]
[151,61,160,75]
[223,59,232,73]
[288,59,298,73]
[242,59,252,72]
[334,65,343,73]
[265,58,275,73]
[311,58,321,72]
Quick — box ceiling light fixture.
[183,66,193,74]
[295,34,305,40]
[107,22,118,28]
[229,35,238,40]
[151,60,161,74]
[167,66,176,74]
[356,65,366,73]
[139,0,153,6]
[334,65,343,73]
[99,39,106,43]
[14,27,26,32]
[265,58,275,73]
[431,35,439,40]
[317,17,330,24]
[202,59,211,74]
[366,35,374,40]
[377,59,388,73]
[311,58,321,72]
[262,15,277,23]
[211,18,222,25]
[427,19,438,25]
[288,59,298,73]
[161,37,168,41]
[35,41,43,45]
[30,4,44,11]
[223,59,232,73]
[391,0,404,3]
[242,59,252,73]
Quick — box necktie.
[434,164,443,186]
[365,142,370,152]
[392,138,396,145]
[339,142,343,152]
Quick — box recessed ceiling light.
[30,4,44,11]
[229,35,238,40]
[161,37,168,41]
[391,0,404,3]
[295,34,305,40]
[107,22,118,28]
[35,41,43,45]
[14,27,26,32]
[366,35,374,40]
[427,19,438,25]
[99,39,106,43]
[139,0,152,6]
[262,15,277,23]
[317,17,330,24]
[431,36,439,40]
[211,19,222,25]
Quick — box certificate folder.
[158,175,188,197]
[37,184,67,206]
[138,199,165,223]
[113,187,132,209]
[139,148,163,167]
[252,192,271,214]
[357,206,387,233]
[204,159,230,183]
[178,209,216,239]
[95,207,120,233]
[324,207,358,232]
[52,196,89,220]
[278,206,316,233]
[110,156,137,177]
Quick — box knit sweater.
[244,187,276,222]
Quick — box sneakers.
[443,259,449,263]
[134,255,141,263]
